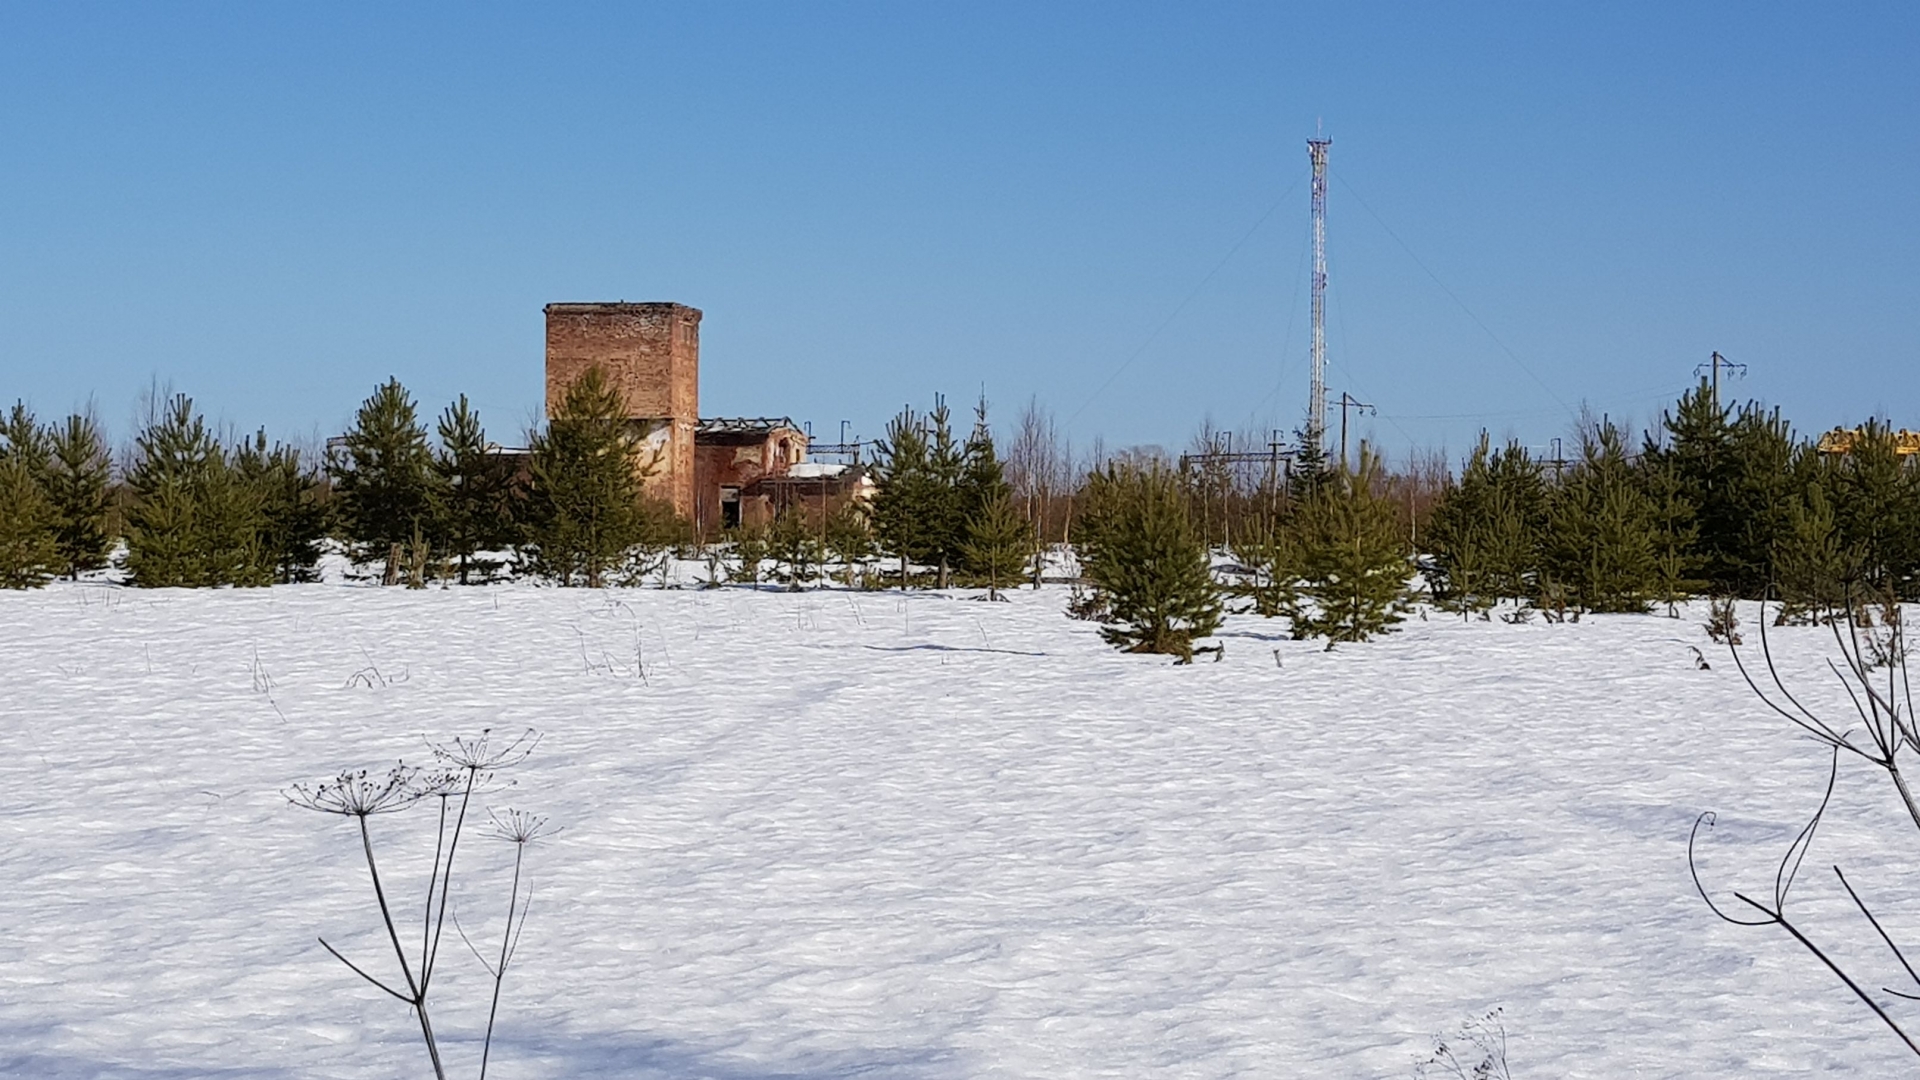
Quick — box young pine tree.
[1425,436,1548,613]
[122,395,263,587]
[1715,403,1799,597]
[728,523,770,585]
[824,500,874,585]
[331,378,441,584]
[42,413,115,580]
[868,404,934,587]
[0,456,60,588]
[957,395,1014,574]
[434,395,514,584]
[1771,478,1860,624]
[962,492,1033,600]
[522,367,648,587]
[1288,420,1330,504]
[765,508,822,589]
[0,402,52,479]
[1651,380,1735,591]
[1283,446,1412,645]
[922,395,968,588]
[0,403,60,588]
[232,431,329,583]
[1078,462,1223,662]
[1640,451,1705,616]
[1542,418,1660,614]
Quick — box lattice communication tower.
[1307,136,1331,456]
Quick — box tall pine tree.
[522,367,648,587]
[1542,418,1660,613]
[0,455,59,589]
[869,404,934,586]
[331,378,440,584]
[43,413,114,580]
[434,394,514,584]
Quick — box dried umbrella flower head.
[488,808,554,845]
[410,768,467,800]
[285,765,424,817]
[430,727,542,774]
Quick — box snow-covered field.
[3,578,1916,1078]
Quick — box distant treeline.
[2,377,1915,635]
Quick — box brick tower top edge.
[543,302,700,424]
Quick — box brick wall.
[544,302,700,518]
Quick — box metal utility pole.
[1308,135,1332,458]
[1694,351,1747,409]
[1335,391,1374,470]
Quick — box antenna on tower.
[1306,134,1332,457]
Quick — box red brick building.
[544,302,860,533]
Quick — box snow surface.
[2,579,1917,1078]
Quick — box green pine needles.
[435,394,515,585]
[521,367,651,588]
[123,395,275,588]
[332,378,440,585]
[869,393,1025,591]
[0,403,67,588]
[1279,447,1414,645]
[1078,461,1222,662]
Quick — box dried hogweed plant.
[286,728,547,1080]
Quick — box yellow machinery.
[1816,427,1920,455]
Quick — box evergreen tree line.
[0,369,711,589]
[8,374,1909,644]
[1424,382,1920,618]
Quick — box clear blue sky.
[2,2,1915,464]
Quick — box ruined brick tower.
[543,302,701,517]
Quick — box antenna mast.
[1307,134,1332,456]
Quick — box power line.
[1067,171,1308,426]
[1330,168,1576,419]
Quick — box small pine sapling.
[1285,446,1412,646]
[728,525,769,585]
[1770,481,1859,625]
[824,500,874,585]
[962,492,1033,600]
[766,508,821,589]
[1077,461,1223,662]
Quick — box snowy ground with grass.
[2,576,1916,1078]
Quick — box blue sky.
[1,2,1915,463]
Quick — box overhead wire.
[1067,170,1308,426]
[1330,167,1578,419]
